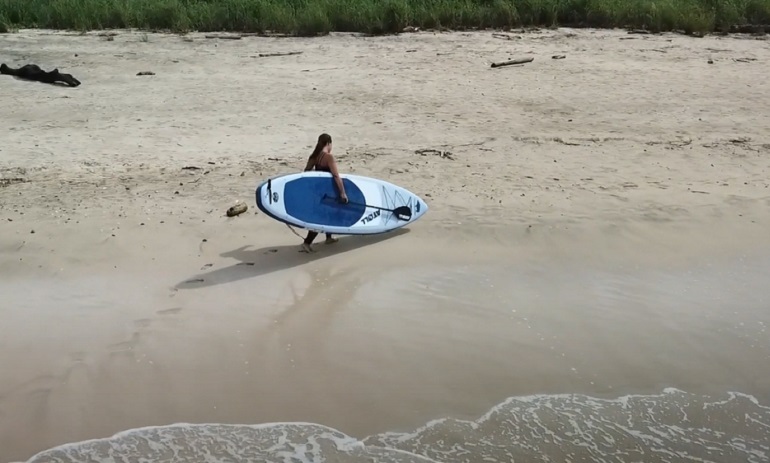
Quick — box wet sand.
[2,27,770,462]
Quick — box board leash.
[285,223,305,240]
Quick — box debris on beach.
[552,55,566,59]
[1,63,81,87]
[256,51,303,58]
[136,71,155,76]
[402,26,419,33]
[226,202,248,217]
[0,177,27,187]
[415,149,454,160]
[490,57,534,68]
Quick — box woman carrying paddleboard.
[301,133,348,253]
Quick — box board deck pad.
[255,172,428,235]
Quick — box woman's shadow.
[175,229,409,289]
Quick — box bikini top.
[314,152,332,172]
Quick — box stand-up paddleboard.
[255,171,428,235]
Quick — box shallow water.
[2,252,770,462]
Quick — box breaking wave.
[17,388,770,463]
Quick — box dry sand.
[1,27,770,462]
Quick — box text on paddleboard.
[360,209,381,224]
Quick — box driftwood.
[1,63,81,87]
[136,71,155,76]
[226,202,248,217]
[257,51,303,58]
[490,57,534,68]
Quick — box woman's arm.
[327,156,348,201]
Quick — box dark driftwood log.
[205,34,242,40]
[1,63,81,87]
[490,57,534,68]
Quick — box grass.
[0,0,768,36]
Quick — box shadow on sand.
[175,228,410,289]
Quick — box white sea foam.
[14,389,770,463]
[15,422,438,463]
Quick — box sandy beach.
[2,27,770,462]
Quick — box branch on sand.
[490,57,534,68]
[256,51,303,58]
[205,34,242,40]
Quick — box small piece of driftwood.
[491,57,534,68]
[136,71,155,76]
[226,202,248,217]
[257,51,303,58]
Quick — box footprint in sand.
[108,332,142,353]
[157,307,183,316]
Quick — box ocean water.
[16,388,770,463]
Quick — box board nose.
[416,197,429,216]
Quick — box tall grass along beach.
[1,0,770,35]
[2,1,770,462]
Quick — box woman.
[301,133,348,253]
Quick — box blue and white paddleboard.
[255,171,428,235]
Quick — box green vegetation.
[0,0,768,36]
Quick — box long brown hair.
[309,133,332,159]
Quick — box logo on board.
[360,209,381,224]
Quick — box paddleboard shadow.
[174,229,409,289]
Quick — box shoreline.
[10,387,770,462]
